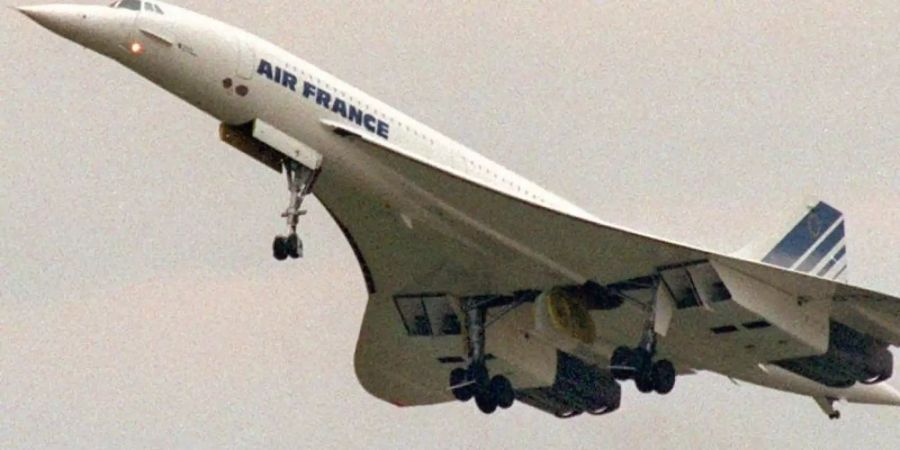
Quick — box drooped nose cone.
[17,4,128,56]
[19,4,88,41]
[17,4,51,21]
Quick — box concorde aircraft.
[17,1,900,419]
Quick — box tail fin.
[735,201,848,281]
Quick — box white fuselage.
[19,1,899,409]
[231,36,593,221]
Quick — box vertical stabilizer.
[735,201,848,281]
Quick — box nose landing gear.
[273,233,301,260]
[273,159,318,261]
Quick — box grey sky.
[2,1,899,448]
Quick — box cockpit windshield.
[109,0,141,10]
[109,0,164,14]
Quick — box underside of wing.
[311,121,707,410]
[317,119,708,293]
[307,121,900,413]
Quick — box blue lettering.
[282,71,297,91]
[302,82,316,98]
[363,114,377,133]
[257,69,391,141]
[376,121,390,139]
[332,98,348,118]
[347,105,363,125]
[316,89,332,109]
[257,59,273,80]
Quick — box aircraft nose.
[17,4,49,18]
[17,4,104,46]
[18,4,74,32]
[17,4,48,20]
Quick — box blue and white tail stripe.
[762,201,848,280]
[817,246,846,277]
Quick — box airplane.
[16,1,900,420]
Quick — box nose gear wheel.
[272,233,302,260]
[272,159,318,261]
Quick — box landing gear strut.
[273,159,317,261]
[448,298,515,414]
[815,397,841,420]
[610,279,677,395]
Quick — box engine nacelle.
[534,287,595,347]
[859,347,894,384]
[532,283,623,351]
[515,351,621,418]
[774,321,894,387]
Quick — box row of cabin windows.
[463,157,541,201]
[282,62,541,201]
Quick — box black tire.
[610,346,634,380]
[651,360,676,395]
[450,368,473,402]
[490,376,515,409]
[632,347,652,373]
[475,391,497,414]
[287,234,301,259]
[468,364,489,390]
[272,236,288,261]
[635,370,655,393]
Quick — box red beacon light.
[129,41,144,55]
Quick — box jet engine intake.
[533,282,623,347]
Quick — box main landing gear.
[609,283,677,395]
[273,159,318,261]
[448,300,516,414]
[610,344,676,394]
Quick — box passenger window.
[117,0,141,10]
[143,2,152,11]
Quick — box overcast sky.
[2,1,899,448]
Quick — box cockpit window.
[137,1,165,15]
[109,0,164,14]
[114,0,141,11]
